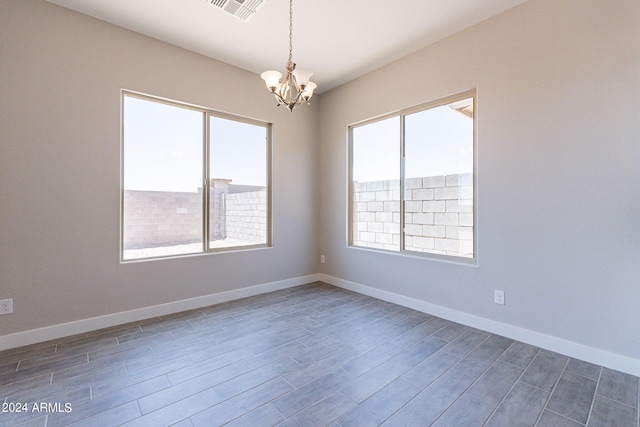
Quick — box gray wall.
[1,0,639,372]
[318,0,640,363]
[0,0,319,336]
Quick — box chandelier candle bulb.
[292,69,313,87]
[300,81,317,102]
[261,70,282,92]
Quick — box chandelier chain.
[288,0,293,64]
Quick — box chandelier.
[260,0,316,112]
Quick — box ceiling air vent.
[207,0,267,22]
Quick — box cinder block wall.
[225,190,267,243]
[123,190,202,249]
[352,173,473,257]
[123,187,267,249]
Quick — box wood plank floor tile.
[380,369,476,426]
[137,365,236,414]
[123,388,219,427]
[398,343,458,389]
[499,341,540,368]
[392,335,448,370]
[0,373,52,399]
[336,378,420,427]
[0,283,637,427]
[598,368,639,407]
[432,322,469,342]
[222,404,284,427]
[12,417,47,427]
[341,342,403,377]
[485,381,550,427]
[464,361,522,407]
[452,342,506,379]
[47,377,170,427]
[432,393,496,426]
[537,410,584,427]
[276,391,356,427]
[212,357,299,400]
[270,368,356,419]
[68,401,141,427]
[440,330,489,358]
[546,370,597,424]
[339,358,408,403]
[566,358,601,381]
[587,395,637,427]
[190,378,293,427]
[519,349,568,392]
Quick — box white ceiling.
[45,0,528,93]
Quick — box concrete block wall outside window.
[123,186,267,251]
[352,173,473,257]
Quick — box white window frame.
[348,89,477,264]
[120,91,272,262]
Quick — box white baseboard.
[3,272,638,377]
[0,274,322,352]
[318,273,640,377]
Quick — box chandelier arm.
[293,90,305,107]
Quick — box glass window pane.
[209,116,268,249]
[351,116,401,251]
[404,98,474,257]
[122,95,204,260]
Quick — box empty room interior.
[1,0,639,426]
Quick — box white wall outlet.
[0,298,13,315]
[494,290,505,305]
[320,254,326,264]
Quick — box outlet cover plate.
[0,298,13,315]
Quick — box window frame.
[348,89,477,264]
[120,90,272,262]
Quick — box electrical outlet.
[494,290,505,305]
[0,299,13,315]
[320,254,326,264]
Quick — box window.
[349,90,475,261]
[122,92,271,261]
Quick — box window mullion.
[347,127,355,247]
[203,111,210,252]
[400,115,406,252]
